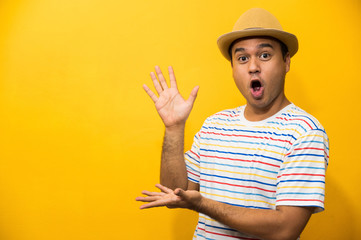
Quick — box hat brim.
[217,28,298,61]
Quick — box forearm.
[160,125,188,190]
[143,66,199,190]
[196,197,312,240]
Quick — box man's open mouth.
[250,80,264,98]
[251,80,262,91]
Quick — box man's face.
[231,37,290,112]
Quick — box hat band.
[244,27,264,30]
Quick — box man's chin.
[247,99,269,110]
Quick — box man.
[136,8,329,240]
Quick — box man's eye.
[238,56,248,62]
[260,53,271,60]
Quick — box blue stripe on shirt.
[200,148,283,163]
[203,126,297,140]
[202,137,289,151]
[200,160,278,174]
[203,185,276,200]
[201,172,277,187]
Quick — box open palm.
[143,66,199,128]
[136,184,202,211]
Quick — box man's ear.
[285,53,290,73]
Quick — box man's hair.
[228,37,289,64]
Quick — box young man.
[136,8,329,240]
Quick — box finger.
[186,86,200,105]
[139,199,171,209]
[135,196,160,202]
[139,202,163,209]
[155,184,173,194]
[141,190,164,196]
[155,66,169,90]
[143,84,158,103]
[150,72,163,95]
[168,66,178,89]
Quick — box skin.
[137,38,313,240]
[142,66,199,190]
[231,37,291,121]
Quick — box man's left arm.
[136,184,312,240]
[196,193,313,240]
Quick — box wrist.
[165,124,185,133]
[192,194,206,212]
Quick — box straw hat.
[217,8,298,61]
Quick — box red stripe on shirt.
[284,147,328,158]
[200,131,292,145]
[198,227,260,240]
[201,179,276,193]
[189,149,200,158]
[200,154,280,168]
[276,117,313,129]
[216,113,239,118]
[292,147,329,158]
[187,170,200,178]
[277,173,325,178]
[277,199,324,203]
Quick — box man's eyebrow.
[234,47,245,54]
[257,43,274,49]
[233,43,274,54]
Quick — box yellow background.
[0,0,360,239]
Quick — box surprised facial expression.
[231,37,290,112]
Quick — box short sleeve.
[276,129,329,213]
[185,132,201,184]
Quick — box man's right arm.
[160,126,187,189]
[143,66,199,191]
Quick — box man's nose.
[248,57,260,74]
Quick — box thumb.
[174,188,187,198]
[186,86,199,105]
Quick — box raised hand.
[143,66,199,129]
[135,184,203,210]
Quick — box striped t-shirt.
[185,104,329,240]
